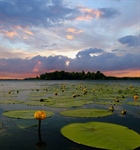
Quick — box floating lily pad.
[60,109,113,118]
[93,101,123,105]
[3,110,54,119]
[17,120,38,129]
[0,99,22,104]
[61,122,140,150]
[127,101,140,106]
[48,99,93,108]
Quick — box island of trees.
[28,70,139,80]
[39,71,105,80]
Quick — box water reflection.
[36,131,46,149]
[134,98,138,102]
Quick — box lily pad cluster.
[0,83,140,107]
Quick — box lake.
[0,80,140,150]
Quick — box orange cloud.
[5,31,18,38]
[66,35,74,40]
[76,7,102,21]
[24,30,33,35]
[67,28,83,34]
[2,25,33,39]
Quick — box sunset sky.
[0,0,140,79]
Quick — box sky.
[0,0,140,79]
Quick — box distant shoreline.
[0,70,140,81]
[0,77,140,81]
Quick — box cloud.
[0,0,80,28]
[76,48,103,58]
[118,35,140,47]
[0,55,70,74]
[66,35,73,40]
[67,28,83,34]
[70,52,140,72]
[76,7,101,21]
[1,26,34,41]
[75,6,120,21]
[99,7,120,18]
[0,48,139,78]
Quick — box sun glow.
[65,60,70,66]
[104,69,140,77]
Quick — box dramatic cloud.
[0,0,120,30]
[118,35,140,47]
[0,55,70,74]
[0,48,139,78]
[70,51,140,72]
[0,0,80,28]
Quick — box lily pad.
[127,101,140,106]
[60,109,113,118]
[3,110,54,119]
[61,122,140,150]
[17,120,38,129]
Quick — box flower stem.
[38,120,41,132]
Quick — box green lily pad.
[61,122,140,150]
[3,110,54,119]
[93,101,123,105]
[60,109,113,118]
[127,101,140,106]
[17,120,38,129]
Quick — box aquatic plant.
[60,109,113,118]
[61,122,140,150]
[134,94,138,99]
[34,111,46,131]
[3,110,54,119]
[109,106,114,112]
[121,110,126,115]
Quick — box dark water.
[0,80,140,150]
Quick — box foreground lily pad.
[61,122,140,150]
[3,110,54,119]
[60,109,113,118]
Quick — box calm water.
[0,80,140,150]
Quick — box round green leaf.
[61,122,140,150]
[60,109,113,118]
[3,110,54,119]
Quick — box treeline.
[39,71,106,80]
